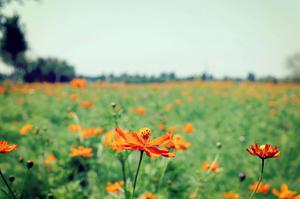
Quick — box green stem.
[157,158,170,192]
[0,169,16,199]
[249,159,265,199]
[131,151,144,199]
[20,168,31,199]
[119,156,128,199]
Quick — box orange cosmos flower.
[272,184,300,199]
[183,123,194,134]
[249,181,270,194]
[68,124,80,133]
[167,126,177,133]
[113,127,175,158]
[0,86,6,94]
[0,140,18,153]
[106,181,124,194]
[202,161,221,172]
[69,146,93,158]
[135,107,146,115]
[158,124,165,131]
[80,101,94,108]
[81,128,103,139]
[223,192,240,199]
[44,154,57,166]
[166,134,191,151]
[246,143,280,159]
[141,192,156,199]
[70,78,87,89]
[20,124,33,135]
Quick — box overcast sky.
[1,0,300,78]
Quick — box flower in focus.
[223,192,240,199]
[70,78,87,89]
[68,124,80,133]
[135,107,146,115]
[113,127,175,157]
[69,146,93,158]
[44,154,57,166]
[140,192,156,199]
[246,143,280,159]
[166,134,191,151]
[80,101,94,108]
[249,181,270,194]
[106,181,124,194]
[20,124,33,135]
[272,184,300,199]
[202,161,221,172]
[183,123,194,134]
[81,128,103,139]
[0,140,18,153]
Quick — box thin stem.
[0,169,16,199]
[20,168,31,199]
[249,159,265,199]
[131,151,144,199]
[157,158,170,192]
[119,156,128,199]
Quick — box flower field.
[0,81,300,199]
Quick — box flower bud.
[9,176,15,183]
[111,102,117,108]
[27,160,34,169]
[216,142,222,149]
[239,172,246,182]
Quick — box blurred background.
[0,0,299,83]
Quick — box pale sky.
[1,0,300,78]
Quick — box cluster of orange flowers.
[105,181,124,193]
[70,78,87,89]
[69,146,93,158]
[202,161,221,172]
[80,128,103,139]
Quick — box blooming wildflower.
[70,78,87,89]
[106,181,124,194]
[20,124,33,135]
[272,184,300,199]
[0,140,18,153]
[140,192,156,199]
[68,124,80,133]
[223,192,240,199]
[135,107,146,115]
[166,134,191,151]
[102,131,116,147]
[183,123,194,134]
[44,154,57,166]
[69,146,93,158]
[167,126,177,133]
[113,127,175,157]
[80,101,94,108]
[249,181,270,194]
[69,93,80,101]
[246,143,280,159]
[202,161,221,172]
[81,128,103,139]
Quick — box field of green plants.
[0,81,299,199]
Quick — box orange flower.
[223,192,240,199]
[0,140,18,153]
[135,107,146,115]
[103,131,116,147]
[272,184,300,199]
[106,181,124,194]
[20,124,33,135]
[158,124,165,131]
[80,101,94,108]
[167,126,177,133]
[183,123,194,134]
[249,181,270,194]
[68,124,80,133]
[113,127,175,158]
[166,134,191,151]
[202,161,221,172]
[44,154,57,166]
[0,86,6,94]
[141,192,156,199]
[246,143,280,159]
[69,93,80,101]
[69,146,93,158]
[81,128,103,139]
[70,78,87,89]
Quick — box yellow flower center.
[259,145,266,150]
[138,128,151,142]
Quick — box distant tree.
[247,72,256,81]
[286,53,300,81]
[0,15,28,74]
